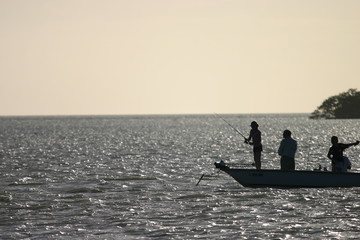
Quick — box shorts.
[253,145,263,153]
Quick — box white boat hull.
[221,168,360,188]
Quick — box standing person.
[278,130,297,171]
[327,136,359,172]
[244,121,262,169]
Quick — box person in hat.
[244,121,262,169]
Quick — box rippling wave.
[0,114,360,239]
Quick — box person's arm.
[341,141,359,150]
[244,132,252,144]
[327,148,333,160]
[278,140,284,156]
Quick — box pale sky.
[1,0,360,116]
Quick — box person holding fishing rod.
[244,121,263,169]
[214,114,262,169]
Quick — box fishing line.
[214,113,246,139]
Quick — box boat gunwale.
[223,168,360,175]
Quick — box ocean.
[0,114,360,239]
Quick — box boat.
[214,162,360,188]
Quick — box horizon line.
[0,112,311,118]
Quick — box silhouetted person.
[278,130,297,171]
[327,136,359,172]
[245,121,262,169]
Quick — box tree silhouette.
[310,89,360,119]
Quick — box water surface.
[1,114,359,239]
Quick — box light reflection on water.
[0,114,359,239]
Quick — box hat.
[250,121,258,128]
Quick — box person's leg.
[280,156,286,170]
[281,156,294,170]
[332,162,342,172]
[289,158,295,170]
[254,151,261,170]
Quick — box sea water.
[0,114,360,239]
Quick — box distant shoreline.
[0,113,311,119]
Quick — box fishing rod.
[196,170,222,186]
[214,113,247,139]
[196,114,250,186]
[196,174,204,186]
[196,162,254,186]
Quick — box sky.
[1,0,360,116]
